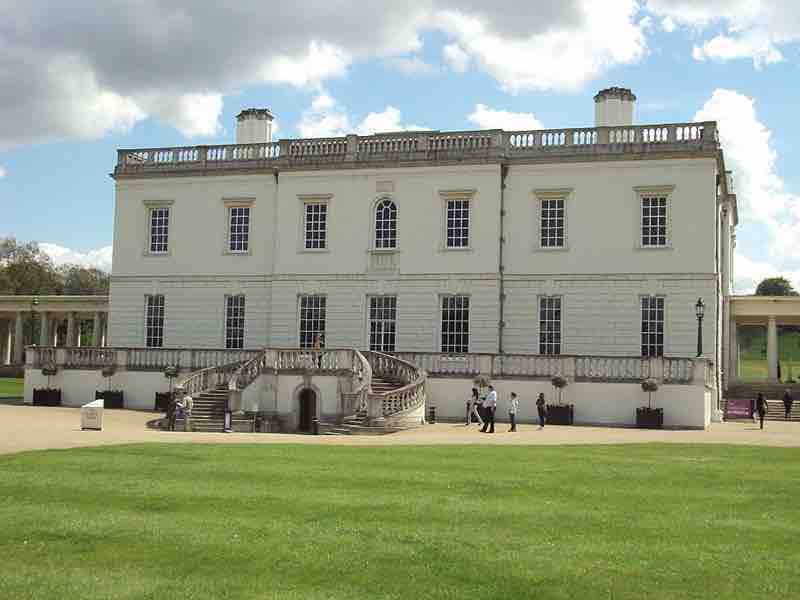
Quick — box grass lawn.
[0,378,23,398]
[1,444,799,599]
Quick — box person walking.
[467,387,484,427]
[508,392,519,432]
[481,385,497,433]
[536,392,546,429]
[756,392,768,430]
[166,394,177,432]
[783,389,793,420]
[750,396,758,425]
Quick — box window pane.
[304,203,327,249]
[149,208,169,253]
[299,295,326,348]
[446,199,470,248]
[641,296,665,357]
[441,296,469,352]
[539,297,562,355]
[145,295,165,348]
[225,295,246,349]
[228,207,250,252]
[374,200,397,249]
[368,296,397,352]
[641,196,667,247]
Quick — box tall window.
[304,203,328,250]
[228,206,250,252]
[540,198,565,248]
[641,195,668,247]
[539,297,562,355]
[374,199,397,249]
[225,295,246,349]
[641,296,665,357]
[299,295,326,348]
[149,207,169,253]
[145,295,165,348]
[441,295,469,353]
[446,199,470,248]
[369,296,397,352]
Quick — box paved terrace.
[1,404,797,456]
[114,122,719,178]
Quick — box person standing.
[508,392,519,432]
[756,392,768,430]
[166,394,177,432]
[481,385,497,433]
[783,389,793,420]
[536,392,546,429]
[467,387,483,427]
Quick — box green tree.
[755,276,798,297]
[0,237,61,294]
[59,265,110,295]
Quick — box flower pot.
[546,404,574,425]
[33,388,61,407]
[96,390,124,409]
[154,392,172,412]
[636,407,664,429]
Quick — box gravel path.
[1,404,798,456]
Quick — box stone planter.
[33,388,62,407]
[636,407,664,429]
[96,390,124,409]
[546,404,574,425]
[154,392,171,412]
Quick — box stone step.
[721,398,800,421]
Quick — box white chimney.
[594,87,636,127]
[236,108,274,144]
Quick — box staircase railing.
[229,349,277,392]
[177,361,244,397]
[352,350,373,413]
[363,351,426,418]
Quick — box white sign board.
[81,398,104,431]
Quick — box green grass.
[0,378,23,398]
[1,444,799,599]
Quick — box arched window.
[374,198,397,249]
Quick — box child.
[508,392,519,432]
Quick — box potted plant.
[33,364,61,406]
[546,375,574,425]
[636,378,663,428]
[155,365,179,411]
[96,364,124,409]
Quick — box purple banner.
[725,399,753,420]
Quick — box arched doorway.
[298,388,316,433]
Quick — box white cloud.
[297,94,427,138]
[467,104,543,130]
[355,107,428,135]
[39,243,113,273]
[0,165,5,179]
[661,16,676,32]
[443,43,470,73]
[386,56,436,76]
[646,0,800,67]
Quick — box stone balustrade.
[115,121,718,177]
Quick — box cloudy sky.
[1,0,799,291]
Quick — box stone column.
[93,312,102,347]
[0,320,7,365]
[66,312,76,347]
[39,311,50,347]
[52,318,59,346]
[729,320,738,381]
[767,316,778,381]
[13,312,24,364]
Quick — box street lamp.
[695,297,705,357]
[29,296,40,346]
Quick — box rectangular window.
[145,295,165,348]
[641,195,668,247]
[446,199,470,248]
[539,297,562,355]
[149,207,169,253]
[299,295,326,348]
[228,206,250,252]
[369,296,397,352]
[540,198,565,248]
[225,295,246,349]
[641,296,665,357]
[441,295,469,353]
[304,203,328,250]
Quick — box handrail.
[363,351,426,417]
[177,361,243,398]
[352,350,373,413]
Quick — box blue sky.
[2,1,800,292]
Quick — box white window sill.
[223,249,252,256]
[369,248,399,254]
[300,247,330,253]
[534,245,569,252]
[142,251,171,257]
[636,244,673,251]
[439,246,473,253]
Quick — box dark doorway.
[298,388,316,433]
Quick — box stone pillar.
[39,311,50,347]
[93,312,102,347]
[52,318,59,346]
[729,320,738,380]
[13,312,24,364]
[767,316,778,381]
[1,320,7,365]
[66,312,76,347]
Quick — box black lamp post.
[695,298,705,357]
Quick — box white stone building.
[23,87,731,430]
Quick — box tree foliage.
[754,277,798,297]
[0,237,109,295]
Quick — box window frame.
[534,188,571,251]
[439,294,470,353]
[223,198,254,255]
[538,295,563,355]
[634,185,674,250]
[143,200,174,256]
[367,295,398,353]
[372,196,398,251]
[440,190,475,251]
[640,295,665,357]
[299,194,332,252]
[298,294,327,349]
[144,294,165,348]
[224,294,246,349]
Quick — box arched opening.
[298,387,317,433]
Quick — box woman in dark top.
[756,392,768,430]
[536,392,546,429]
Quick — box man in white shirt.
[508,392,519,432]
[481,385,497,433]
